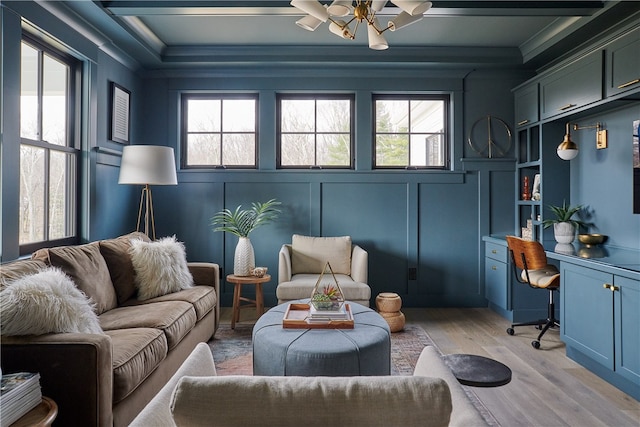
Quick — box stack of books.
[307,303,349,323]
[0,372,42,427]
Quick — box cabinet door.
[606,27,640,97]
[540,51,603,120]
[485,257,508,309]
[614,275,640,384]
[514,83,539,127]
[561,263,614,370]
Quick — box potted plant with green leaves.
[542,201,590,244]
[211,199,281,276]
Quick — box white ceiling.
[51,1,639,70]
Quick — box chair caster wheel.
[507,328,514,335]
[532,340,541,349]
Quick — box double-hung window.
[182,94,258,168]
[277,94,354,169]
[19,36,80,254]
[373,95,449,169]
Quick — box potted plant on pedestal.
[542,201,590,244]
[211,199,281,276]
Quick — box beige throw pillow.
[291,235,352,275]
[0,267,103,336]
[130,235,194,301]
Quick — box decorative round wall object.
[467,115,512,158]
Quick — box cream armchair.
[276,235,371,307]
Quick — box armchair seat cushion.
[276,274,370,302]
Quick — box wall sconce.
[557,122,607,160]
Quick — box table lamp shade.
[118,145,177,185]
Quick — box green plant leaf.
[211,199,281,237]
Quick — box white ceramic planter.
[554,222,576,244]
[234,237,255,276]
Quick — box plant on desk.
[211,199,281,276]
[542,201,591,244]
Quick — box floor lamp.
[118,145,178,240]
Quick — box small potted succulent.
[542,201,590,244]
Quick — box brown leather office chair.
[505,235,560,349]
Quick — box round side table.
[226,274,270,329]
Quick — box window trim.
[181,93,259,169]
[276,93,355,170]
[372,94,450,170]
[19,35,81,255]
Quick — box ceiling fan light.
[296,14,323,31]
[329,20,352,39]
[327,0,352,17]
[388,11,423,31]
[290,0,329,22]
[371,0,389,12]
[391,0,432,16]
[368,18,389,50]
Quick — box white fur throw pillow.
[130,235,194,301]
[0,267,103,336]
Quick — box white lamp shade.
[118,145,178,185]
[368,18,389,50]
[388,11,423,31]
[371,0,388,12]
[296,14,323,31]
[557,148,579,160]
[329,20,352,39]
[290,0,329,22]
[327,0,352,16]
[391,0,432,15]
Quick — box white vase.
[234,237,255,276]
[554,222,576,244]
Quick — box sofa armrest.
[278,244,292,284]
[129,342,216,427]
[351,245,368,283]
[188,262,221,329]
[1,333,113,427]
[413,346,488,427]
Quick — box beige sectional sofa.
[131,343,488,427]
[0,232,220,427]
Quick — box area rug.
[208,323,499,426]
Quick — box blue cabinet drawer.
[485,242,508,263]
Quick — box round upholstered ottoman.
[253,300,391,376]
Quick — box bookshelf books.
[0,372,42,427]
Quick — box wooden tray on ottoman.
[282,303,354,329]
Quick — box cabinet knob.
[491,249,497,254]
[491,266,497,270]
[517,119,529,126]
[603,283,619,292]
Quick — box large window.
[19,37,79,253]
[277,94,354,169]
[182,94,258,168]
[374,95,449,169]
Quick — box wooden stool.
[226,274,270,329]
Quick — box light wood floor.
[221,306,640,426]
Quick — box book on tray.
[0,372,42,427]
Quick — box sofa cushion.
[171,375,452,427]
[277,274,370,302]
[99,232,151,304]
[106,328,168,403]
[0,259,48,290]
[0,267,103,335]
[99,301,196,350]
[291,235,351,275]
[33,242,117,314]
[122,286,216,321]
[129,236,194,301]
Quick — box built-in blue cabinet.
[560,261,640,400]
[513,82,539,128]
[605,26,640,97]
[540,50,603,120]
